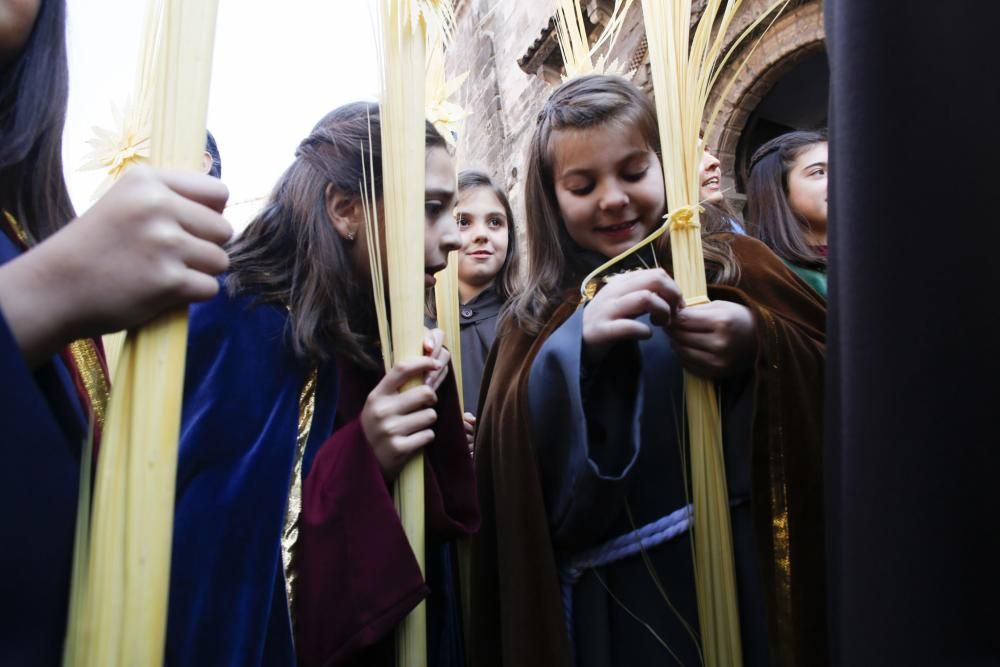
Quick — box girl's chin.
[598,229,653,256]
[460,263,499,280]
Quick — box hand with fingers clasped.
[462,412,476,457]
[581,267,757,379]
[582,268,684,365]
[361,328,452,481]
[667,299,757,379]
[422,327,451,391]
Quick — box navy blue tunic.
[528,307,770,666]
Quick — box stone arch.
[702,0,826,200]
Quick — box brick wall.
[447,0,557,229]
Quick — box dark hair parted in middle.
[226,101,448,368]
[457,169,521,303]
[511,73,739,334]
[745,129,828,270]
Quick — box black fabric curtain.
[825,2,1000,665]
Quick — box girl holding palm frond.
[170,101,478,667]
[0,1,230,662]
[469,74,827,667]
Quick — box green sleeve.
[782,260,827,299]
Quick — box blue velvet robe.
[0,231,87,665]
[167,286,340,666]
[168,285,478,667]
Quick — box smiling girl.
[745,130,829,297]
[699,145,724,205]
[469,75,827,667]
[454,170,520,414]
[699,144,746,234]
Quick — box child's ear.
[201,151,213,175]
[325,184,361,241]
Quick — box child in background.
[745,130,829,297]
[454,169,520,426]
[699,144,746,233]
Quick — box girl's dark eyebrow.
[454,209,507,221]
[425,188,455,200]
[560,149,650,178]
[559,166,593,179]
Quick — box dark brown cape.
[468,235,826,667]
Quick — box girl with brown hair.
[453,169,520,414]
[469,74,827,667]
[170,102,478,667]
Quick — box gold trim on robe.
[2,210,30,246]
[759,306,795,658]
[283,367,318,621]
[66,338,110,431]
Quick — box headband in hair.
[748,142,782,172]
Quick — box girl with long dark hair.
[745,130,829,297]
[170,102,478,667]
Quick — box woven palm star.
[80,96,151,200]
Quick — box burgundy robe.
[295,356,480,666]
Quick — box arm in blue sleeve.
[527,306,645,552]
[0,309,83,665]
